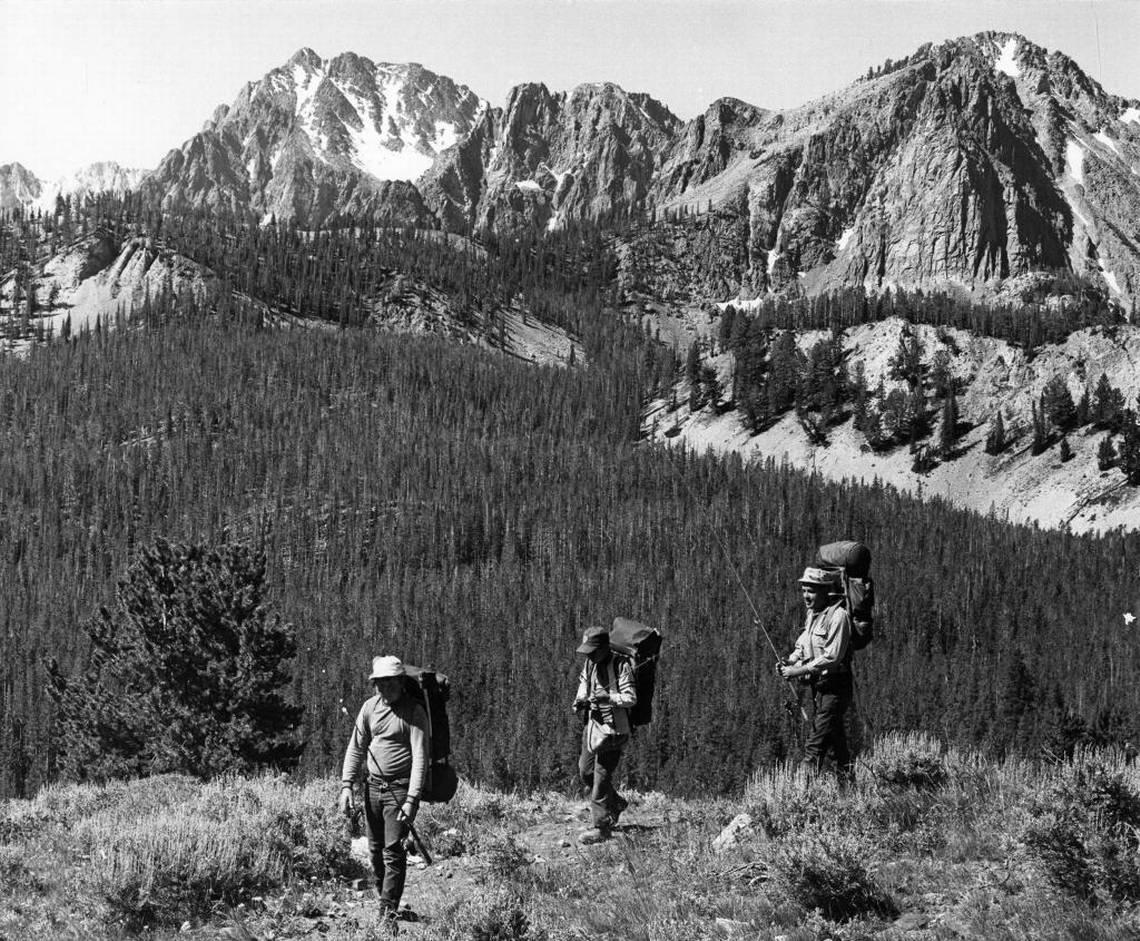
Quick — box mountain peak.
[288,47,322,71]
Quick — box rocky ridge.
[0,231,579,367]
[0,161,146,214]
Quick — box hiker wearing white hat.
[777,565,854,783]
[339,655,429,921]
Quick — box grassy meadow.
[3,732,1140,940]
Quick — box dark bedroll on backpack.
[609,617,663,727]
[403,664,459,803]
[816,540,875,651]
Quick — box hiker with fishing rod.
[338,655,429,924]
[777,566,855,785]
[573,625,637,845]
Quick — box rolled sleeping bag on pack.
[817,540,871,579]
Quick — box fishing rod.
[660,442,808,721]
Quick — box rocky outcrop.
[0,163,43,212]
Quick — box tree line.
[3,304,1140,801]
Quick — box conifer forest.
[2,197,1140,802]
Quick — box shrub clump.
[864,732,948,790]
[769,832,897,923]
[1021,763,1140,906]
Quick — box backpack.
[816,541,875,652]
[401,664,459,803]
[609,617,663,727]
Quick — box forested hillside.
[3,293,1140,801]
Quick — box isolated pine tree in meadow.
[46,538,304,782]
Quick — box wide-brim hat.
[576,625,609,654]
[369,655,406,679]
[798,566,843,592]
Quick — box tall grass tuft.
[65,774,352,929]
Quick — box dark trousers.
[364,779,409,911]
[578,727,628,829]
[803,672,853,782]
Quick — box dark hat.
[576,625,609,654]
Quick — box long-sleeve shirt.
[575,654,638,736]
[341,693,429,799]
[788,602,851,675]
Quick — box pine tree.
[1092,373,1125,432]
[939,389,960,456]
[1041,375,1077,433]
[45,538,304,782]
[985,410,1007,455]
[1119,411,1140,485]
[1097,435,1118,471]
[1030,400,1049,456]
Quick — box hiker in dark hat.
[573,625,638,844]
[778,566,854,784]
[339,655,429,924]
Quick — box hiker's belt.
[368,774,410,786]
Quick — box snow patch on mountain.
[1095,131,1122,156]
[347,123,434,181]
[1121,107,1140,126]
[994,38,1021,78]
[836,226,855,252]
[282,55,483,182]
[1066,139,1086,185]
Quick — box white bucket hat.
[798,566,843,591]
[368,655,406,680]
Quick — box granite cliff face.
[648,33,1140,305]
[142,49,486,227]
[420,81,682,233]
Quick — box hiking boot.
[578,826,611,845]
[611,796,629,824]
[377,905,399,937]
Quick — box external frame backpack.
[816,541,875,652]
[400,664,459,803]
[609,617,663,727]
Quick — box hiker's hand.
[573,698,588,714]
[590,690,611,704]
[338,786,354,816]
[398,800,418,824]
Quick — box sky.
[2,0,1138,180]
